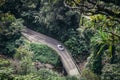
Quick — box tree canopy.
[0,0,120,80]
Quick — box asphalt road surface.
[22,28,81,77]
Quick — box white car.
[57,44,64,51]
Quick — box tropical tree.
[86,14,120,74]
[0,13,24,56]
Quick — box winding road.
[22,28,81,77]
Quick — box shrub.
[12,44,34,75]
[0,57,10,67]
[0,68,14,80]
[64,27,94,62]
[66,76,78,80]
[101,63,120,80]
[14,69,66,80]
[80,69,100,80]
[30,43,59,65]
[0,13,24,56]
[0,58,13,79]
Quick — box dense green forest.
[0,0,120,80]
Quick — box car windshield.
[59,46,63,48]
[57,45,64,50]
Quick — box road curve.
[22,28,81,76]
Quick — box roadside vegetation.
[0,0,120,80]
[0,39,77,80]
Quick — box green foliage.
[66,76,78,80]
[80,69,100,80]
[88,30,109,74]
[14,69,66,80]
[12,44,34,75]
[14,43,32,60]
[0,57,14,80]
[115,46,120,63]
[64,0,81,8]
[85,52,103,75]
[23,0,93,62]
[1,0,91,62]
[0,68,14,80]
[0,0,120,79]
[0,13,21,40]
[64,29,89,61]
[85,14,120,75]
[30,43,59,65]
[23,1,80,39]
[0,57,10,67]
[101,63,120,80]
[0,13,24,56]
